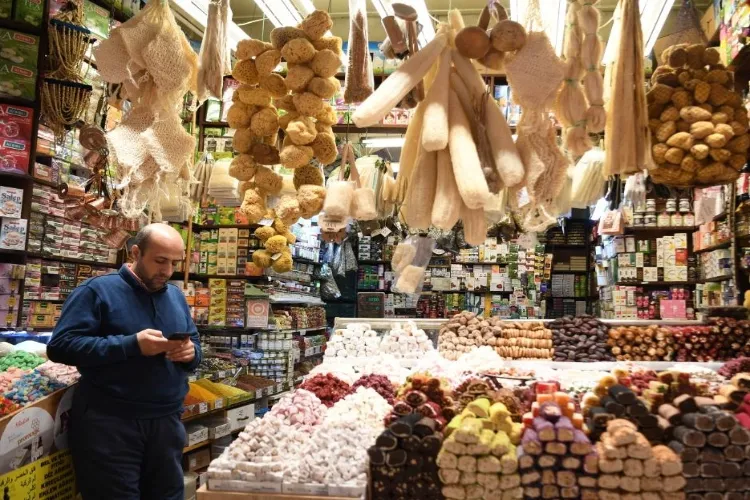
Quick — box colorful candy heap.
[34,361,80,386]
[5,372,66,405]
[520,399,595,500]
[0,351,45,371]
[438,397,523,499]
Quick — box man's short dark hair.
[132,226,155,254]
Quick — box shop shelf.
[182,440,210,454]
[623,226,697,233]
[31,177,60,188]
[614,281,695,286]
[0,248,27,256]
[700,275,733,283]
[694,241,732,253]
[26,252,120,268]
[0,18,42,35]
[551,270,589,275]
[331,124,408,134]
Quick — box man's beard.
[133,263,170,291]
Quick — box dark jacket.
[47,265,202,418]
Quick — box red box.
[0,104,33,174]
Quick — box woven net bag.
[504,31,565,112]
[106,106,155,178]
[142,28,195,99]
[92,30,132,83]
[146,115,196,175]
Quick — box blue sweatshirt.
[47,265,202,418]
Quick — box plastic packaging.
[343,0,374,103]
[391,235,436,294]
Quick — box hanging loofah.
[578,0,606,133]
[554,0,592,157]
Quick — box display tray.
[197,485,358,500]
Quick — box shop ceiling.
[231,0,713,48]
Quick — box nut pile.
[648,43,749,187]
[438,397,523,499]
[608,325,676,361]
[368,415,444,499]
[595,419,685,498]
[551,315,613,362]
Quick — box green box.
[84,0,110,40]
[0,0,11,19]
[0,29,39,100]
[13,0,44,27]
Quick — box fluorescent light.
[362,137,405,148]
[169,0,249,54]
[602,0,676,64]
[253,0,302,27]
[371,0,392,18]
[509,0,565,55]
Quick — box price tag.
[380,227,392,237]
[215,398,224,409]
[188,375,197,383]
[271,253,282,261]
[259,218,273,226]
[217,370,227,378]
[198,402,208,413]
[319,213,347,232]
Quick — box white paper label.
[198,402,208,413]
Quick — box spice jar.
[633,213,643,226]
[666,198,677,212]
[683,213,695,227]
[671,213,683,226]
[657,212,671,227]
[679,199,691,212]
[645,214,657,227]
[646,199,656,213]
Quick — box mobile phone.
[168,332,192,341]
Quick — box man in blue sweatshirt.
[47,223,202,500]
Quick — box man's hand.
[136,329,172,356]
[166,338,195,364]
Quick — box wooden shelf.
[551,270,589,275]
[0,18,42,35]
[26,252,120,268]
[624,226,696,233]
[0,248,26,256]
[31,177,60,188]
[0,171,32,181]
[545,243,587,249]
[195,223,261,230]
[615,281,696,286]
[331,124,407,134]
[174,272,268,281]
[694,241,732,253]
[700,275,733,283]
[197,485,359,499]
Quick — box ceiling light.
[602,0,676,64]
[253,0,302,27]
[362,137,406,148]
[509,0,565,55]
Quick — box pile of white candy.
[268,389,326,431]
[208,416,307,482]
[378,320,434,361]
[324,323,381,359]
[289,388,391,486]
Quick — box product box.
[183,448,210,472]
[0,217,26,250]
[0,0,9,18]
[226,403,254,431]
[0,30,39,100]
[0,186,23,217]
[13,0,44,27]
[0,104,34,174]
[83,0,111,39]
[184,423,208,447]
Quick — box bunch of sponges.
[251,215,296,273]
[272,11,340,170]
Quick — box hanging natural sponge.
[276,195,301,225]
[310,49,340,78]
[254,166,283,194]
[255,49,281,76]
[236,39,268,60]
[311,132,337,164]
[232,59,258,85]
[578,0,606,133]
[286,116,318,145]
[233,128,253,154]
[260,73,288,99]
[281,38,316,64]
[297,184,326,218]
[293,92,325,116]
[229,155,257,181]
[555,0,592,157]
[285,65,315,92]
[239,86,271,107]
[272,251,294,273]
[307,77,340,99]
[280,145,314,168]
[240,188,266,223]
[312,36,342,55]
[293,165,324,189]
[265,235,289,254]
[250,107,279,136]
[226,102,253,129]
[300,10,333,41]
[254,226,276,242]
[252,249,272,268]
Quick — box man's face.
[131,238,184,292]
